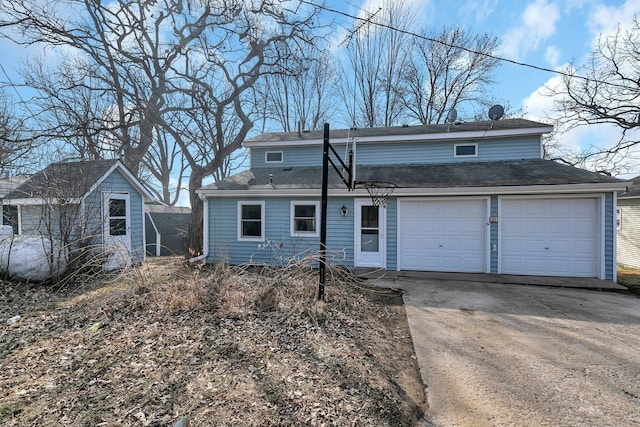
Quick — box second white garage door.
[399,199,487,272]
[500,197,599,277]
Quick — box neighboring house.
[3,159,154,270]
[617,176,640,269]
[197,119,628,281]
[0,175,29,234]
[145,204,191,256]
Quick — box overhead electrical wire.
[301,0,632,91]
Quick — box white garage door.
[500,198,599,277]
[399,199,487,272]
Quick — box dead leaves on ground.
[0,259,425,426]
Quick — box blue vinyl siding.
[386,198,398,270]
[605,192,614,280]
[490,196,499,273]
[208,197,355,267]
[84,169,146,264]
[250,136,541,168]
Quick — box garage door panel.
[400,199,487,273]
[500,198,598,277]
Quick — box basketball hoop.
[357,181,396,208]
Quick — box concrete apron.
[367,273,640,426]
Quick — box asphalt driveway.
[374,276,640,426]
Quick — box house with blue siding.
[3,159,153,271]
[197,119,627,281]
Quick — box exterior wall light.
[341,205,348,216]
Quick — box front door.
[102,192,132,270]
[355,200,386,268]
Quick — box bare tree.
[400,26,500,124]
[549,17,640,174]
[1,0,323,252]
[0,90,34,170]
[257,42,336,132]
[338,0,413,128]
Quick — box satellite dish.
[488,104,504,121]
[446,107,458,123]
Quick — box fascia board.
[243,126,554,148]
[197,182,628,198]
[6,198,82,205]
[84,161,155,203]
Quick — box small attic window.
[454,143,477,157]
[265,151,283,163]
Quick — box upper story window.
[454,143,478,157]
[265,151,283,163]
[290,201,320,237]
[238,201,265,241]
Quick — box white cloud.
[544,45,561,67]
[587,0,640,41]
[498,0,560,60]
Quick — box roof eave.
[243,126,554,148]
[197,182,627,198]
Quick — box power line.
[303,0,631,91]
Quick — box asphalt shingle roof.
[4,159,120,200]
[204,159,622,191]
[620,175,640,198]
[244,119,552,143]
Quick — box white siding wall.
[618,199,640,268]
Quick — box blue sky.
[1,0,639,178]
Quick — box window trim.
[237,201,265,241]
[290,201,320,237]
[265,151,283,164]
[454,143,478,158]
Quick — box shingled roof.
[619,175,640,198]
[4,159,152,201]
[244,119,552,144]
[202,159,623,192]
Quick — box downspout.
[188,194,209,263]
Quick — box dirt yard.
[0,258,426,426]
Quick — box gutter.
[188,195,209,264]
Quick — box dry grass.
[618,265,640,296]
[0,257,426,426]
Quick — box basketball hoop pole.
[318,123,330,301]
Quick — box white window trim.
[290,200,320,237]
[454,143,478,157]
[265,151,283,164]
[238,201,265,242]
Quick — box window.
[290,201,320,237]
[108,198,127,236]
[265,151,283,163]
[454,143,478,157]
[2,205,19,235]
[238,201,265,241]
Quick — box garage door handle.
[439,244,443,247]
[545,247,549,250]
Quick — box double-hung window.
[290,201,320,237]
[238,201,265,241]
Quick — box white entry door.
[102,192,132,271]
[355,200,386,268]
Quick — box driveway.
[376,276,640,426]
